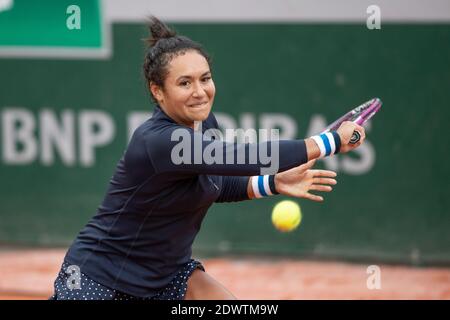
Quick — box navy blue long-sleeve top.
[65,105,308,297]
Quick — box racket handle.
[350,131,361,144]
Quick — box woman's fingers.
[298,159,316,171]
[313,177,337,185]
[296,168,338,201]
[311,170,337,178]
[310,184,333,192]
[303,192,323,202]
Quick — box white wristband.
[251,175,278,199]
[311,132,338,158]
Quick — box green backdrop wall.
[0,23,449,266]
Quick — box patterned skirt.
[49,259,205,300]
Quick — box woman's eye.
[180,81,190,87]
[202,77,211,83]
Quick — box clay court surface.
[0,248,449,300]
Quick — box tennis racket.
[322,97,382,144]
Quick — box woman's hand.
[274,160,337,202]
[336,121,366,153]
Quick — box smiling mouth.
[187,102,208,108]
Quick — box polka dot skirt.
[49,259,204,300]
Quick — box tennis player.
[50,17,365,300]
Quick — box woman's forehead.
[168,51,210,79]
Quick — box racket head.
[323,97,382,132]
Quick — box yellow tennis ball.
[272,200,302,232]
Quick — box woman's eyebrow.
[176,71,211,81]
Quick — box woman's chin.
[187,107,211,122]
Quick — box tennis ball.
[271,200,302,232]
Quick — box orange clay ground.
[0,249,449,300]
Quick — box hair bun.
[147,16,177,47]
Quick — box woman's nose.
[192,82,206,97]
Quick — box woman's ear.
[149,82,164,103]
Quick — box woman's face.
[151,50,215,129]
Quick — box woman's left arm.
[247,160,337,202]
[215,176,251,203]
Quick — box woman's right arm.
[145,121,365,176]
